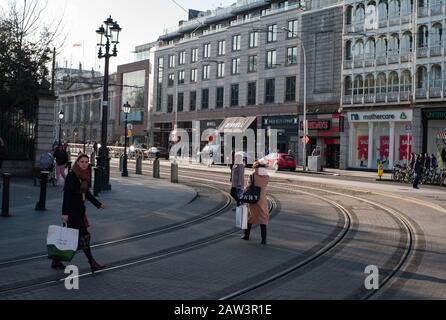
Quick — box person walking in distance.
[51,154,106,272]
[230,153,245,211]
[413,156,423,189]
[53,144,68,184]
[241,161,270,245]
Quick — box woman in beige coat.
[242,161,270,244]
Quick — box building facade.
[56,73,117,145]
[153,0,344,167]
[341,0,446,170]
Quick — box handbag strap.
[250,173,255,187]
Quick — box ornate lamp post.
[96,16,122,190]
[58,110,64,145]
[122,101,131,177]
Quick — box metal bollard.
[35,171,49,211]
[171,162,178,184]
[119,154,124,172]
[136,156,142,175]
[153,158,160,179]
[94,167,102,197]
[1,173,11,217]
[90,152,96,166]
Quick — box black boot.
[83,247,105,273]
[261,225,267,245]
[51,260,66,270]
[241,224,252,240]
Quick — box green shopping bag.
[47,225,79,262]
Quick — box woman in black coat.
[51,154,106,273]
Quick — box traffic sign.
[302,135,310,145]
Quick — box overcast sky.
[1,0,235,73]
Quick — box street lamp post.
[282,27,307,171]
[96,16,122,190]
[122,102,131,177]
[58,110,64,145]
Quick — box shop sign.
[424,111,446,120]
[263,117,298,127]
[348,110,412,122]
[299,120,331,131]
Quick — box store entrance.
[326,144,340,168]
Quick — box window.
[249,32,259,48]
[217,62,225,78]
[168,55,175,68]
[157,57,164,84]
[177,93,184,112]
[216,87,224,108]
[168,73,175,87]
[265,79,275,103]
[285,76,296,102]
[248,55,257,73]
[156,86,162,112]
[203,65,210,80]
[190,68,197,82]
[287,20,298,38]
[287,47,297,65]
[179,51,186,65]
[267,24,278,43]
[218,40,226,56]
[204,43,211,58]
[190,91,197,111]
[232,58,240,75]
[247,82,256,105]
[178,70,185,84]
[266,50,277,68]
[167,94,173,113]
[191,48,198,62]
[201,89,209,109]
[232,35,241,51]
[231,84,239,107]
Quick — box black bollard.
[136,156,142,175]
[1,173,11,217]
[153,158,160,179]
[90,152,96,166]
[171,161,178,184]
[35,171,49,211]
[94,167,102,197]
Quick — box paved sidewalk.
[0,171,197,260]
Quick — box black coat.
[62,171,102,236]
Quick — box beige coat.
[247,171,270,225]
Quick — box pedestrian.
[0,137,6,171]
[413,156,423,189]
[241,161,270,245]
[51,154,106,272]
[53,144,68,183]
[409,153,416,170]
[432,153,438,170]
[230,153,245,210]
[93,141,98,154]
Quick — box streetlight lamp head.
[59,110,64,120]
[96,25,105,46]
[104,16,114,28]
[122,101,131,114]
[110,22,122,44]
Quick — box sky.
[0,0,236,73]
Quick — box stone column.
[368,122,374,169]
[388,121,395,168]
[35,90,57,167]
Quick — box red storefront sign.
[358,136,369,161]
[300,120,331,131]
[379,136,390,160]
[399,135,412,161]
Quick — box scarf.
[72,163,91,199]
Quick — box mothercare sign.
[348,110,413,122]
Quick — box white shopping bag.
[236,205,248,230]
[47,225,79,262]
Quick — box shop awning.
[217,116,257,132]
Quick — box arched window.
[345,76,353,95]
[356,4,365,24]
[400,70,412,92]
[417,66,428,89]
[389,0,400,17]
[388,71,399,92]
[365,74,375,94]
[365,38,376,58]
[376,37,388,57]
[354,75,364,95]
[418,25,429,47]
[345,40,353,60]
[354,40,364,59]
[388,34,400,55]
[346,6,354,24]
[401,31,413,53]
[377,73,387,93]
[378,0,388,21]
[431,65,442,88]
[431,23,443,47]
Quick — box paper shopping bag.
[47,225,79,262]
[236,205,248,230]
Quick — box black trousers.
[413,173,421,188]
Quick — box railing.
[430,46,442,56]
[400,91,410,101]
[401,15,412,24]
[416,88,428,99]
[388,54,399,64]
[344,60,353,69]
[377,57,387,65]
[387,92,399,102]
[431,4,444,15]
[389,16,400,26]
[353,95,363,104]
[418,7,429,17]
[430,87,443,98]
[262,2,302,17]
[379,20,388,28]
[417,47,429,58]
[364,94,375,103]
[400,53,411,63]
[354,59,364,68]
[343,96,353,105]
[376,93,386,102]
[354,22,364,32]
[364,59,375,67]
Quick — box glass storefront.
[121,70,145,125]
[427,120,446,168]
[352,123,369,168]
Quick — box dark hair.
[75,154,89,164]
